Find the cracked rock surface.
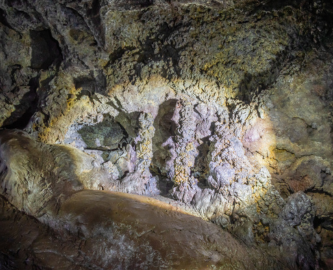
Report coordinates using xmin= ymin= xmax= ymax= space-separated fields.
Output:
xmin=1 ymin=0 xmax=333 ymax=269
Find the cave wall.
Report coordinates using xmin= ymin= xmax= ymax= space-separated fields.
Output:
xmin=1 ymin=0 xmax=333 ymax=269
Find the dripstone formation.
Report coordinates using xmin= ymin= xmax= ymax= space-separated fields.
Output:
xmin=0 ymin=0 xmax=333 ymax=269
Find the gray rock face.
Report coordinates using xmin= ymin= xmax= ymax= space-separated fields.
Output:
xmin=0 ymin=0 xmax=333 ymax=268
xmin=267 ymin=192 xmax=320 ymax=270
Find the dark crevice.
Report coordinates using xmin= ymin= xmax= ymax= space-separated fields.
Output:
xmin=314 ymin=216 xmax=325 ymax=229
xmin=113 ymin=0 xmax=154 ymax=10
xmin=86 ymin=0 xmax=104 ymax=48
xmin=113 ymin=96 xmax=124 ymax=110
xmin=128 ymin=0 xmax=154 ymax=8
xmin=3 ymin=76 xmax=39 ymax=130
xmin=74 ymin=70 xmax=106 ymax=96
xmin=307 ymin=189 xmax=333 ymax=198
xmin=30 ymin=29 xmax=62 ymax=70
xmin=74 ymin=76 xmax=96 ymax=96
xmin=314 ymin=215 xmax=333 ymax=231
xmin=0 ymin=8 xmax=15 ymax=31
xmin=192 ymin=134 xmax=212 ymax=186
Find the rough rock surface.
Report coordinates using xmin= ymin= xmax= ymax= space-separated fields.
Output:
xmin=0 ymin=130 xmax=293 ymax=269
xmin=0 ymin=0 xmax=333 ymax=269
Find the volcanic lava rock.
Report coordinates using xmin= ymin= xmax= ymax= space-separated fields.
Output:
xmin=1 ymin=0 xmax=333 ymax=268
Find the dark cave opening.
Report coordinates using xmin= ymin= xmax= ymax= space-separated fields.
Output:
xmin=30 ymin=29 xmax=62 ymax=70
xmin=314 ymin=216 xmax=324 ymax=229
xmin=314 ymin=215 xmax=333 ymax=232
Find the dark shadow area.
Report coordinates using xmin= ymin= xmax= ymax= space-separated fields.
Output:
xmin=115 ymin=111 xmax=141 ymax=139
xmin=134 ymin=22 xmax=191 ymax=81
xmin=85 ymin=0 xmax=104 ymax=48
xmin=236 ymin=57 xmax=286 ymax=103
xmin=192 ymin=135 xmax=213 ymax=187
xmin=108 ymin=47 xmax=135 ymax=65
xmin=30 ymin=29 xmax=62 ymax=70
xmin=74 ymin=76 xmax=96 ymax=97
xmin=74 ymin=70 xmax=106 ymax=96
xmin=0 ymin=8 xmax=15 ymax=31
xmin=106 ymin=21 xmax=191 ymax=83
xmin=112 ymin=0 xmax=154 ymax=10
xmin=314 ymin=216 xmax=325 ymax=230
xmin=150 ymin=99 xmax=178 ymax=196
xmin=314 ymin=213 xmax=333 ymax=231
xmin=0 ymin=195 xmax=62 ymax=270
xmin=3 ymin=76 xmax=39 ymax=129
xmin=251 ymin=0 xmax=333 ymax=52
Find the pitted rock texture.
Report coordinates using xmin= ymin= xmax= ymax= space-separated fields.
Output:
xmin=0 ymin=130 xmax=297 ymax=270
xmin=1 ymin=0 xmax=333 ymax=268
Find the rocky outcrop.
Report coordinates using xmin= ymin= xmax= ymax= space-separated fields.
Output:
xmin=0 ymin=130 xmax=295 ymax=269
xmin=1 ymin=0 xmax=333 ymax=268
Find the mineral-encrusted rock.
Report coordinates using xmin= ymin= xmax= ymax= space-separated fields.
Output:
xmin=0 ymin=130 xmax=296 ymax=270
xmin=268 ymin=192 xmax=320 ymax=270
xmin=1 ymin=0 xmax=333 ymax=268
xmin=118 ymin=112 xmax=159 ymax=195
xmin=0 ymin=129 xmax=321 ymax=269
xmin=171 ymin=99 xmax=200 ymax=203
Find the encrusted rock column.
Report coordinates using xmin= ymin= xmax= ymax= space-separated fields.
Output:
xmin=120 ymin=112 xmax=159 ymax=195
xmin=136 ymin=112 xmax=155 ymax=184
xmin=171 ymin=100 xmax=199 ymax=203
